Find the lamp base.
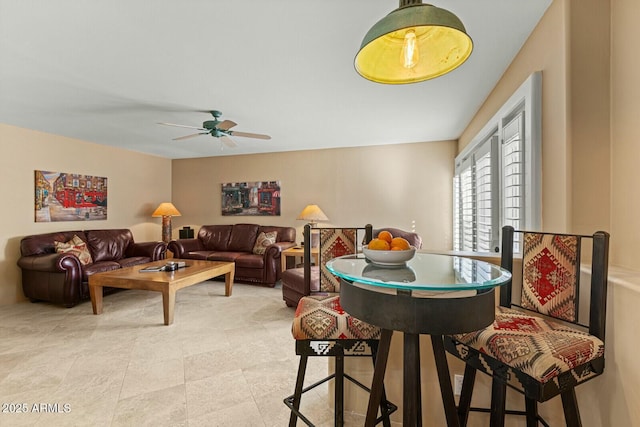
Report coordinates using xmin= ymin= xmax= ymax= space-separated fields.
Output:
xmin=310 ymin=229 xmax=320 ymax=248
xmin=161 ymin=216 xmax=172 ymax=243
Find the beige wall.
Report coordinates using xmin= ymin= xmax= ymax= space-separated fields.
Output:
xmin=611 ymin=0 xmax=640 ymax=269
xmin=460 ymin=0 xmax=572 ymax=232
xmin=460 ymin=0 xmax=614 ymax=258
xmin=171 ymin=141 xmax=457 ymax=251
xmin=452 ymin=0 xmax=640 ymax=426
xmin=0 ymin=124 xmax=172 ymax=305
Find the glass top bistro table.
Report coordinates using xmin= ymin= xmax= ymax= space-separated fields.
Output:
xmin=327 ymin=252 xmax=511 ymax=427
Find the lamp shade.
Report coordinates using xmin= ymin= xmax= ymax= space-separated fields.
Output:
xmin=355 ymin=1 xmax=473 ymax=84
xmin=296 ymin=204 xmax=329 ymax=224
xmin=152 ymin=202 xmax=182 ymax=217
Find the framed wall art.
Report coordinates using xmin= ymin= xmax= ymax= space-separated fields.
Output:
xmin=35 ymin=170 xmax=108 ymax=222
xmin=221 ymin=181 xmax=280 ymax=216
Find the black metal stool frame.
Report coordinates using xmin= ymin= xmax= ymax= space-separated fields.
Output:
xmin=284 ymin=338 xmax=397 ymax=426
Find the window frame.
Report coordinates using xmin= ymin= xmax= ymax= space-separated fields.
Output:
xmin=453 ymin=72 xmax=542 ymax=252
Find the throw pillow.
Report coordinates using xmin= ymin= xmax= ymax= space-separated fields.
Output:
xmin=252 ymin=231 xmax=277 ymax=255
xmin=54 ymin=235 xmax=93 ymax=265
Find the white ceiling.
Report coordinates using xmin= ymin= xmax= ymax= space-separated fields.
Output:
xmin=0 ymin=0 xmax=551 ymax=159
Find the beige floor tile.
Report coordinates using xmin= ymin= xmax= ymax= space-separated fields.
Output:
xmin=0 ymin=282 xmax=390 ymax=426
xmin=120 ymin=357 xmax=185 ymax=400
xmin=185 ymin=369 xmax=252 ymax=419
xmin=188 ymin=400 xmax=265 ymax=427
xmin=112 ymin=384 xmax=187 ymax=426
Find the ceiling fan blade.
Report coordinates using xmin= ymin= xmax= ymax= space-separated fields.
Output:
xmin=173 ymin=132 xmax=209 ymax=141
xmin=230 ymin=131 xmax=271 ymax=140
xmin=158 ymin=122 xmax=206 ymax=131
xmin=220 ymin=135 xmax=237 ymax=147
xmin=217 ymin=120 xmax=237 ymax=131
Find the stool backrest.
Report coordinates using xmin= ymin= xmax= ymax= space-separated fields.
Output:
xmin=303 ymin=224 xmax=372 ymax=293
xmin=500 ymin=225 xmax=610 ymax=340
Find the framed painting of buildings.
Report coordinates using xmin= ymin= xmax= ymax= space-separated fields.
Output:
xmin=35 ymin=170 xmax=108 ymax=222
xmin=221 ymin=181 xmax=280 ymax=216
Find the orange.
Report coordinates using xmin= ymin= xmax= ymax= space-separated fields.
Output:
xmin=390 ymin=237 xmax=411 ymax=251
xmin=377 ymin=230 xmax=393 ymax=244
xmin=368 ymin=238 xmax=390 ymax=250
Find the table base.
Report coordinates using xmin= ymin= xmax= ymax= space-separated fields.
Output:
xmin=340 ymin=280 xmax=497 ymax=426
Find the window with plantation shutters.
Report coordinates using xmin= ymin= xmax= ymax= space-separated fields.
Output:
xmin=453 ymin=73 xmax=541 ymax=253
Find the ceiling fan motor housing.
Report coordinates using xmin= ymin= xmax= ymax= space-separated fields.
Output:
xmin=203 ymin=120 xmax=220 ymax=130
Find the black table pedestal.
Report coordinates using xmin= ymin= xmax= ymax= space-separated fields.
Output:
xmin=340 ymin=280 xmax=496 ymax=427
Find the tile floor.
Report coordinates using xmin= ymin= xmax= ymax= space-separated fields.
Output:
xmin=0 ymin=280 xmax=377 ymax=426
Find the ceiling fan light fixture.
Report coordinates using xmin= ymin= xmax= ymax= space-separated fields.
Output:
xmin=355 ymin=1 xmax=473 ymax=84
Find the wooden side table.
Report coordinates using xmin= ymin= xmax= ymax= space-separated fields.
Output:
xmin=281 ymin=247 xmax=319 ymax=272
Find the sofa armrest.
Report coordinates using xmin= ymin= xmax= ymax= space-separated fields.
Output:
xmin=262 ymin=241 xmax=297 ymax=284
xmin=168 ymin=239 xmax=204 ymax=259
xmin=126 ymin=241 xmax=167 ymax=261
xmin=17 ymin=252 xmax=83 ymax=273
xmin=268 ymin=241 xmax=297 ymax=257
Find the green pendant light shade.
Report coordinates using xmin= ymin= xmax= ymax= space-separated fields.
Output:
xmin=355 ymin=1 xmax=473 ymax=84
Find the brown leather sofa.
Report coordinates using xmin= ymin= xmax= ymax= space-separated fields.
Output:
xmin=168 ymin=224 xmax=296 ymax=287
xmin=17 ymin=229 xmax=167 ymax=307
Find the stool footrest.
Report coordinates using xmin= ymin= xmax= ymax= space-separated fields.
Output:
xmin=284 ymin=372 xmax=397 ymax=426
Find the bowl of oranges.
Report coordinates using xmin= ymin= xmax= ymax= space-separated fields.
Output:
xmin=363 ymin=230 xmax=416 ymax=266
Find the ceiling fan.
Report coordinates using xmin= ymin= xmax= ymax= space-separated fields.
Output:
xmin=158 ymin=110 xmax=271 ymax=147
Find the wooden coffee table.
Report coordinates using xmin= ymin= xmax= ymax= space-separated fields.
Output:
xmin=88 ymin=260 xmax=235 ymax=325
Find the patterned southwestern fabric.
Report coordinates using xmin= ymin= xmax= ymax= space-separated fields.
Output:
xmin=54 ymin=235 xmax=93 ymax=265
xmin=521 ymin=232 xmax=579 ymax=322
xmin=292 ymin=294 xmax=380 ymax=340
xmin=252 ymin=231 xmax=277 ymax=255
xmin=319 ymin=228 xmax=357 ymax=292
xmin=452 ymin=306 xmax=604 ymax=388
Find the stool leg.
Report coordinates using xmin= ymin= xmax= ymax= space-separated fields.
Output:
xmin=289 ymin=354 xmax=309 ymax=427
xmin=489 ymin=377 xmax=506 ymax=427
xmin=525 ymin=397 xmax=539 ymax=427
xmin=366 ymin=329 xmax=393 ymax=427
xmin=335 ymin=354 xmax=344 ymax=427
xmin=560 ymin=388 xmax=582 ymax=427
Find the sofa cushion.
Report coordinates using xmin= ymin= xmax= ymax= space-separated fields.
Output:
xmin=118 ymin=257 xmax=151 ymax=268
xmin=86 ymin=229 xmax=134 ymax=262
xmin=199 ymin=225 xmax=232 ymax=251
xmin=253 ymin=231 xmax=277 ymax=255
xmin=54 ymin=235 xmax=93 ymax=265
xmin=234 ymin=253 xmax=265 ymax=269
xmin=184 ymin=251 xmax=211 ymax=260
xmin=206 ymin=251 xmax=246 ymax=262
xmin=83 ymin=261 xmax=122 ymax=282
xmin=228 ymin=224 xmax=260 ymax=252
xmin=20 ymin=231 xmax=85 ymax=256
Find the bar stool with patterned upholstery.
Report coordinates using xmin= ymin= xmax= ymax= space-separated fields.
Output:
xmin=283 ymin=225 xmax=396 ymax=426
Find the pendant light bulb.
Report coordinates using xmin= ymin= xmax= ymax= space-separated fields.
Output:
xmin=402 ymin=29 xmax=419 ymax=69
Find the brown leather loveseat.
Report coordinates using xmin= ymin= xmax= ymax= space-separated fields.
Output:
xmin=168 ymin=223 xmax=296 ymax=287
xmin=17 ymin=229 xmax=167 ymax=307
